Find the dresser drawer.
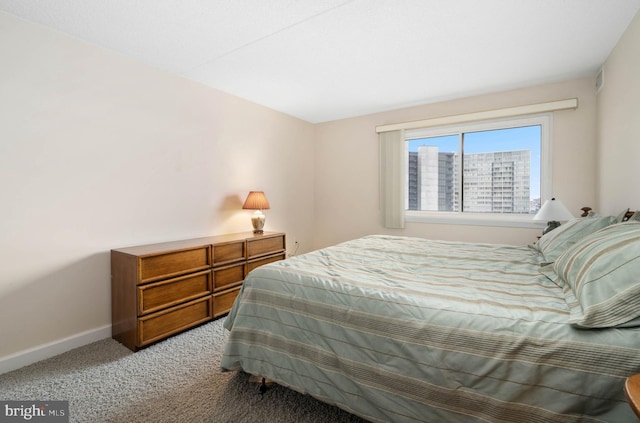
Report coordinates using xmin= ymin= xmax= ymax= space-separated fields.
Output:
xmin=246 ymin=234 xmax=285 ymax=260
xmin=138 ymin=296 xmax=213 ymax=347
xmin=247 ymin=252 xmax=286 ymax=273
xmin=213 ymin=240 xmax=245 ymax=266
xmin=213 ymin=287 xmax=241 ymax=318
xmin=137 ymin=270 xmax=212 ymax=315
xmin=139 ymin=246 xmax=211 ymax=283
xmin=213 ymin=263 xmax=245 ymax=291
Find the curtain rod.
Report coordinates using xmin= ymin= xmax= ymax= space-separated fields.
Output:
xmin=375 ymin=98 xmax=578 ymax=133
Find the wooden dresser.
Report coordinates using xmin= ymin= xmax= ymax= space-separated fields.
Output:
xmin=111 ymin=231 xmax=285 ymax=351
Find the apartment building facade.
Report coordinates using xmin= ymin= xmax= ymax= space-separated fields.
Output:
xmin=408 ymin=147 xmax=531 ymax=213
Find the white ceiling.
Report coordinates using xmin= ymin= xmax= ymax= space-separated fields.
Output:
xmin=1 ymin=0 xmax=639 ymax=123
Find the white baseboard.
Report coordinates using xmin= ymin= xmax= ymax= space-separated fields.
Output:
xmin=0 ymin=324 xmax=112 ymax=375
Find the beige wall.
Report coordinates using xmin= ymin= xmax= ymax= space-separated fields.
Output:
xmin=0 ymin=13 xmax=315 ymax=362
xmin=596 ymin=10 xmax=640 ymax=215
xmin=314 ymin=78 xmax=598 ymax=249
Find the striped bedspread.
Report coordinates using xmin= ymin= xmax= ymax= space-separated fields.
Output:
xmin=221 ymin=235 xmax=640 ymax=422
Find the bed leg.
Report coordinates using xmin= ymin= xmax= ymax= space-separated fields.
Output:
xmin=259 ymin=377 xmax=268 ymax=397
xmin=249 ymin=374 xmax=271 ymax=397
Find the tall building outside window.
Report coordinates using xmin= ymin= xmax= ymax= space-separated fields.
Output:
xmin=406 ymin=123 xmax=543 ymax=215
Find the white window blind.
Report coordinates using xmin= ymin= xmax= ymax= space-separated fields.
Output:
xmin=379 ymin=130 xmax=405 ymax=228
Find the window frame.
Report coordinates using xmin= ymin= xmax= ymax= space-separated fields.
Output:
xmin=404 ymin=114 xmax=552 ymax=228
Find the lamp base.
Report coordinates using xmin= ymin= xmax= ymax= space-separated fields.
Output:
xmin=542 ymin=220 xmax=561 ymax=235
xmin=250 ymin=210 xmax=265 ymax=234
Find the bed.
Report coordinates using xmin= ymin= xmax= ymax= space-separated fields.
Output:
xmin=221 ymin=215 xmax=640 ymax=422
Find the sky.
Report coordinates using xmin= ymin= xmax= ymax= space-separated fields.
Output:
xmin=407 ymin=125 xmax=542 ymax=199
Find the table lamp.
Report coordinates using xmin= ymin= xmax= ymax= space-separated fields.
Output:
xmin=533 ymin=197 xmax=574 ymax=234
xmin=242 ymin=191 xmax=270 ymax=234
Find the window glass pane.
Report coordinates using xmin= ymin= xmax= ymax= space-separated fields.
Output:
xmin=406 ymin=124 xmax=542 ymax=214
xmin=463 ymin=126 xmax=540 ymax=214
xmin=407 ymin=135 xmax=458 ymax=211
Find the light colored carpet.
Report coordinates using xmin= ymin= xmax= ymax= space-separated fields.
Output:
xmin=0 ymin=318 xmax=367 ymax=422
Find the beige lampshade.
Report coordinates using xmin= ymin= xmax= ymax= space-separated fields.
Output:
xmin=533 ymin=198 xmax=574 ymax=222
xmin=242 ymin=191 xmax=270 ymax=210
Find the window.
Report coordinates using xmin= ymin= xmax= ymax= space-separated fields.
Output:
xmin=404 ymin=115 xmax=550 ymax=226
